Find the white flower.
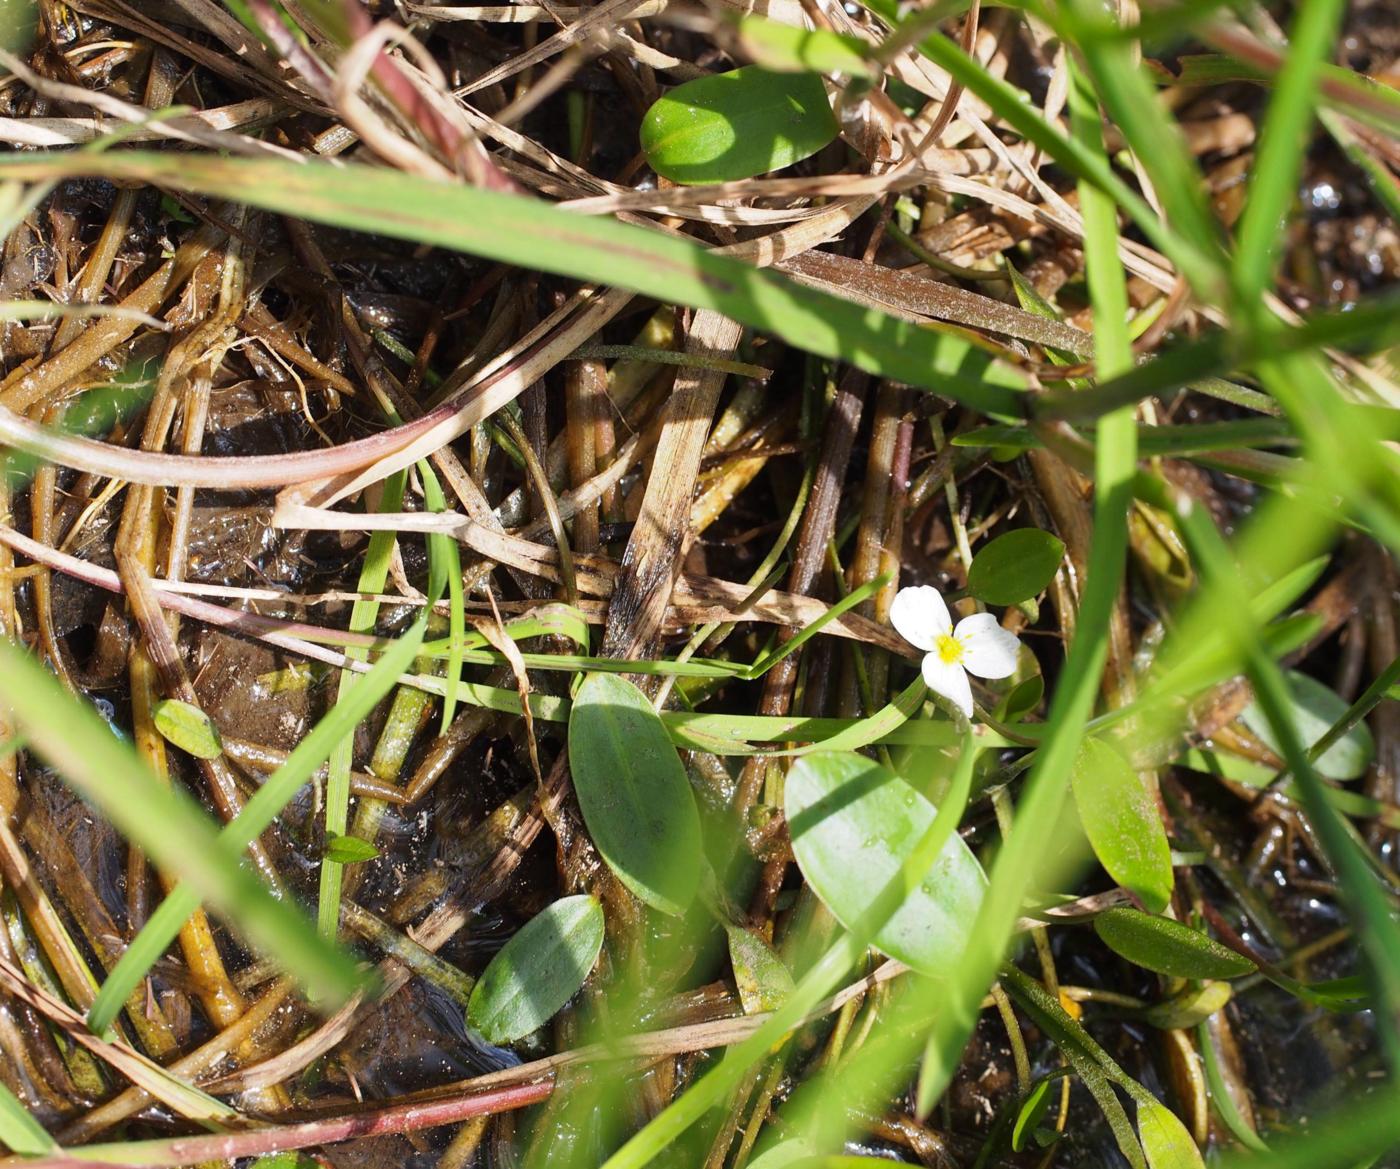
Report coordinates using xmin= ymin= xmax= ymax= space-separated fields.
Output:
xmin=889 ymin=586 xmax=1021 ymax=719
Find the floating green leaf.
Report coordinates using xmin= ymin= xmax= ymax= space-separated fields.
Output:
xmin=246 ymin=1156 xmax=322 ymax=1169
xmin=152 ymin=698 xmax=223 ymax=760
xmin=568 ymin=674 xmax=703 ymax=915
xmin=785 ymin=752 xmax=986 ymax=976
xmin=1094 ymin=909 xmax=1256 ymax=980
xmin=1240 ymin=668 xmax=1375 ymax=780
xmin=967 ymin=529 xmax=1067 ymax=606
xmin=640 ymin=66 xmax=838 ymax=184
xmin=1071 ymin=738 xmax=1173 ymax=913
xmin=467 ymin=895 xmax=605 ymax=1045
xmin=1137 ymin=1098 xmax=1206 ymax=1169
xmin=726 ymin=925 xmax=795 ymax=1014
xmin=737 ymin=16 xmax=874 ymax=78
xmin=323 ymin=834 xmax=380 ymax=865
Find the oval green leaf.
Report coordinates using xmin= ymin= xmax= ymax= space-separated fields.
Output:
xmin=726 ymin=925 xmax=795 ymax=1014
xmin=467 ymin=895 xmax=605 ymax=1045
xmin=640 ymin=66 xmax=838 ymax=185
xmin=1240 ymin=668 xmax=1375 ymax=780
xmin=785 ymin=752 xmax=986 ymax=977
xmin=1071 ymin=738 xmax=1173 ymax=913
xmin=151 ymin=698 xmax=222 ymax=759
xmin=1094 ymin=908 xmax=1256 ymax=980
xmin=737 ymin=17 xmax=874 ymax=79
xmin=1137 ymin=1098 xmax=1206 ymax=1169
xmin=323 ymin=834 xmax=380 ymax=865
xmin=568 ymin=673 xmax=702 ymax=915
xmin=966 ymin=528 xmax=1066 ymax=606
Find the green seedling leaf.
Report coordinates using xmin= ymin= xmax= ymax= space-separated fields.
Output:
xmin=151 ymin=699 xmax=222 ymax=759
xmin=967 ymin=529 xmax=1067 ymax=606
xmin=246 ymin=1156 xmax=322 ymax=1169
xmin=726 ymin=925 xmax=795 ymax=1014
xmin=1141 ymin=980 xmax=1232 ymax=1030
xmin=323 ymin=834 xmax=380 ymax=865
xmin=467 ymin=895 xmax=605 ymax=1044
xmin=1012 ymin=1078 xmax=1056 ymax=1152
xmin=1137 ymin=1098 xmax=1206 ymax=1169
xmin=785 ymin=752 xmax=986 ymax=976
xmin=1072 ymin=738 xmax=1173 ymax=913
xmin=1094 ymin=908 xmax=1256 ymax=980
xmin=737 ymin=16 xmax=874 ymax=78
xmin=1240 ymin=668 xmax=1375 ymax=780
xmin=568 ymin=673 xmax=703 ymax=915
xmin=640 ymin=66 xmax=838 ymax=184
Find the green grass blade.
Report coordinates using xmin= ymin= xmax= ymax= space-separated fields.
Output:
xmin=317 ymin=470 xmax=408 ymax=940
xmin=0 ymin=638 xmax=364 ymax=1016
xmin=0 ymin=152 xmax=1025 ymax=417
xmin=0 ymin=1082 xmax=56 ymax=1156
xmin=1230 ymin=0 xmax=1348 ymax=307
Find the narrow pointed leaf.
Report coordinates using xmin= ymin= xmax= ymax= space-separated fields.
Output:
xmin=1094 ymin=908 xmax=1256 ymax=979
xmin=568 ymin=673 xmax=702 ymax=915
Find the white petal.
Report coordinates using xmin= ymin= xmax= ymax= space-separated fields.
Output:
xmin=889 ymin=586 xmax=953 ymax=652
xmin=954 ymin=613 xmax=1021 ymax=679
xmin=921 ymin=653 xmax=973 ymax=718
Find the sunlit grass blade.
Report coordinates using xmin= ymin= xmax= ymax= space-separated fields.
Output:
xmin=88 ymin=616 xmax=427 ymax=1033
xmin=1229 ymin=0 xmax=1347 ymax=307
xmin=0 ymin=152 xmax=1026 ymax=417
xmin=0 ymin=637 xmax=364 ymax=1015
xmin=0 ymin=1082 xmax=56 ymax=1156
xmin=317 ymin=470 xmax=408 ymax=940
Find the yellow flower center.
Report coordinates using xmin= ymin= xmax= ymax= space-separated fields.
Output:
xmin=934 ymin=633 xmax=963 ymax=665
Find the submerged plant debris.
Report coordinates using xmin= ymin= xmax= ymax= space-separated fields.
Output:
xmin=0 ymin=1 xmax=1397 ymax=1167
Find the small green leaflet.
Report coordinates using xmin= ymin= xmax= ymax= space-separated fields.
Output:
xmin=467 ymin=895 xmax=605 ymax=1045
xmin=1071 ymin=737 xmax=1173 ymax=912
xmin=567 ymin=674 xmax=703 ymax=915
xmin=640 ymin=66 xmax=839 ymax=184
xmin=726 ymin=925 xmax=795 ymax=1014
xmin=1094 ymin=908 xmax=1256 ymax=980
xmin=784 ymin=752 xmax=986 ymax=977
xmin=1137 ymin=1098 xmax=1206 ymax=1169
xmin=323 ymin=834 xmax=380 ymax=865
xmin=966 ymin=528 xmax=1067 ymax=606
xmin=151 ymin=699 xmax=222 ymax=759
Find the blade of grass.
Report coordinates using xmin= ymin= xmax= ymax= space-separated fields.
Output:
xmin=0 ymin=152 xmax=1025 ymax=418
xmin=317 ymin=471 xmax=408 ymax=939
xmin=911 ymin=53 xmax=1141 ymax=1115
xmin=87 ymin=616 xmax=427 ymax=1034
xmin=0 ymin=1082 xmax=56 ymax=1156
xmin=0 ymin=637 xmax=364 ymax=1015
xmin=1229 ymin=0 xmax=1348 ymax=307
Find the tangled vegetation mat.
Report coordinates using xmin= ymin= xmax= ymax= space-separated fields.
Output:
xmin=0 ymin=0 xmax=1398 ymax=1166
